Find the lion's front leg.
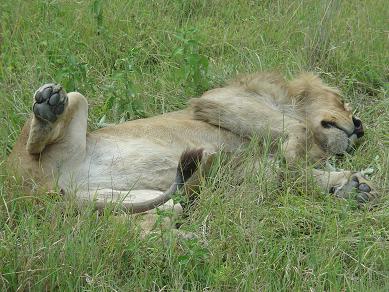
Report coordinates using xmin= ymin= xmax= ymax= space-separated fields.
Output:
xmin=27 ymin=84 xmax=88 ymax=154
xmin=283 ymin=128 xmax=308 ymax=163
xmin=312 ymin=169 xmax=378 ymax=203
xmin=278 ymin=126 xmax=377 ymax=203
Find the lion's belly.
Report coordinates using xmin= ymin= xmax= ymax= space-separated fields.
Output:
xmin=72 ymin=138 xmax=180 ymax=191
xmin=63 ymin=118 xmax=242 ymax=192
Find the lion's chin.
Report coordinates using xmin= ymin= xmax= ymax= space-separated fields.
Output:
xmin=325 ymin=129 xmax=350 ymax=155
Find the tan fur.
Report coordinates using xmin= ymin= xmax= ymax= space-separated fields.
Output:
xmin=7 ymin=72 xmax=377 ymax=232
xmin=191 ymin=72 xmax=358 ymax=162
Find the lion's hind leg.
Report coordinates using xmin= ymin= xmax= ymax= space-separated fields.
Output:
xmin=27 ymin=84 xmax=87 ymax=155
xmin=27 ymin=83 xmax=68 ymax=154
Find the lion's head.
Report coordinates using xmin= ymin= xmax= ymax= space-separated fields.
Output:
xmin=289 ymin=73 xmax=364 ymax=155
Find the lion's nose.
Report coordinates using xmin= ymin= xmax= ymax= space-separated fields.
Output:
xmin=352 ymin=117 xmax=364 ymax=138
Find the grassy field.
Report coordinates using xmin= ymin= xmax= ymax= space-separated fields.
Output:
xmin=1 ymin=0 xmax=388 ymax=290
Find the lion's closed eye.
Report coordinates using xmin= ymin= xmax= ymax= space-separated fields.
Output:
xmin=321 ymin=120 xmax=337 ymax=129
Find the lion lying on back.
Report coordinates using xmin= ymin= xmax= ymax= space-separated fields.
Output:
xmin=8 ymin=72 xmax=377 ymax=230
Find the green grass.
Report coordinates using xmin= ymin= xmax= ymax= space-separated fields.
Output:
xmin=1 ymin=0 xmax=388 ymax=290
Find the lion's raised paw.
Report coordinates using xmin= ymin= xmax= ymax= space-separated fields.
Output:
xmin=331 ymin=172 xmax=377 ymax=203
xmin=33 ymin=83 xmax=68 ymax=123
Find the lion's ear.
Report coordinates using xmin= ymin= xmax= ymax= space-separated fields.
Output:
xmin=344 ymin=103 xmax=352 ymax=111
xmin=287 ymin=72 xmax=321 ymax=100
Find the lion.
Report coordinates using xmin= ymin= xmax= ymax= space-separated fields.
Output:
xmin=7 ymin=72 xmax=377 ymax=232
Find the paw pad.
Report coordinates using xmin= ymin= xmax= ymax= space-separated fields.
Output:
xmin=33 ymin=84 xmax=68 ymax=123
xmin=358 ymin=183 xmax=371 ymax=193
xmin=333 ymin=173 xmax=376 ymax=203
